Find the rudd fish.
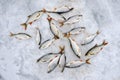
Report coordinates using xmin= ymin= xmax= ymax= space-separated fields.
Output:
xmin=60 ymin=15 xmax=82 ymax=26
xmin=58 ymin=46 xmax=66 ymax=72
xmin=47 ymin=46 xmax=65 ymax=73
xmin=81 ymin=31 xmax=100 ymax=45
xmin=35 ymin=27 xmax=41 ymax=45
xmin=47 ymin=16 xmax=64 ymax=38
xmin=64 ymin=27 xmax=86 ymax=37
xmin=36 ymin=53 xmax=60 ymax=63
xmin=85 ymin=40 xmax=108 ymax=58
xmin=65 ymin=59 xmax=90 ymax=68
xmin=10 ymin=32 xmax=31 ymax=40
xmin=68 ymin=37 xmax=82 ymax=58
xmin=39 ymin=37 xmax=57 ymax=49
xmin=21 ymin=9 xmax=46 ymax=30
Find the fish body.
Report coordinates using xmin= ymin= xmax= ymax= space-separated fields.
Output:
xmin=21 ymin=11 xmax=44 ymax=30
xmin=68 ymin=37 xmax=81 ymax=58
xmin=36 ymin=53 xmax=60 ymax=63
xmin=85 ymin=40 xmax=108 ymax=58
xmin=48 ymin=16 xmax=64 ymax=38
xmin=81 ymin=31 xmax=100 ymax=45
xmin=39 ymin=38 xmax=55 ymax=49
xmin=47 ymin=54 xmax=61 ymax=73
xmin=36 ymin=28 xmax=41 ymax=45
xmin=10 ymin=32 xmax=31 ymax=40
xmin=61 ymin=15 xmax=82 ymax=26
xmin=66 ymin=60 xmax=85 ymax=68
xmin=58 ymin=52 xmax=66 ymax=72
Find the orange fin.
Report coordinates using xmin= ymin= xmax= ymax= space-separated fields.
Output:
xmin=103 ymin=40 xmax=108 ymax=45
xmin=86 ymin=59 xmax=91 ymax=64
xmin=59 ymin=46 xmax=65 ymax=54
xmin=21 ymin=23 xmax=27 ymax=30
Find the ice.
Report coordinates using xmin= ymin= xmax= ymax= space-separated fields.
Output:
xmin=0 ymin=0 xmax=120 ymax=80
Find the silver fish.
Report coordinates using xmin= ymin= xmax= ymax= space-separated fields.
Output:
xmin=47 ymin=16 xmax=64 ymax=38
xmin=39 ymin=38 xmax=56 ymax=49
xmin=81 ymin=31 xmax=100 ymax=45
xmin=85 ymin=40 xmax=108 ymax=58
xmin=68 ymin=37 xmax=82 ymax=58
xmin=10 ymin=32 xmax=31 ymax=40
xmin=36 ymin=53 xmax=60 ymax=63
xmin=21 ymin=10 xmax=45 ymax=30
xmin=47 ymin=54 xmax=61 ymax=73
xmin=35 ymin=28 xmax=41 ymax=45
xmin=65 ymin=59 xmax=90 ymax=68
xmin=58 ymin=46 xmax=66 ymax=72
xmin=60 ymin=15 xmax=82 ymax=26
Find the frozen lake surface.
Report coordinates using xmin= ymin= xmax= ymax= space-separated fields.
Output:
xmin=0 ymin=0 xmax=120 ymax=80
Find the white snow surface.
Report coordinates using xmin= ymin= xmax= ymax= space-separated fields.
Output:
xmin=0 ymin=0 xmax=120 ymax=80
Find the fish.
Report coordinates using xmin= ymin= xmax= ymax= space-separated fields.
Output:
xmin=64 ymin=27 xmax=86 ymax=37
xmin=68 ymin=37 xmax=82 ymax=58
xmin=39 ymin=37 xmax=56 ymax=49
xmin=47 ymin=54 xmax=61 ymax=73
xmin=21 ymin=10 xmax=45 ymax=30
xmin=47 ymin=7 xmax=74 ymax=15
xmin=81 ymin=31 xmax=100 ymax=45
xmin=58 ymin=53 xmax=66 ymax=72
xmin=35 ymin=27 xmax=42 ymax=45
xmin=85 ymin=40 xmax=108 ymax=58
xmin=47 ymin=16 xmax=64 ymax=38
xmin=60 ymin=15 xmax=82 ymax=26
xmin=65 ymin=59 xmax=90 ymax=68
xmin=10 ymin=32 xmax=31 ymax=40
xmin=58 ymin=46 xmax=66 ymax=72
xmin=36 ymin=53 xmax=60 ymax=63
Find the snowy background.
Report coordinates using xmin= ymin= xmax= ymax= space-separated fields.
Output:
xmin=0 ymin=0 xmax=120 ymax=80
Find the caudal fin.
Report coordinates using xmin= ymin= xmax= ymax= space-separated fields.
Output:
xmin=9 ymin=32 xmax=14 ymax=37
xmin=86 ymin=59 xmax=91 ymax=64
xmin=21 ymin=23 xmax=27 ymax=30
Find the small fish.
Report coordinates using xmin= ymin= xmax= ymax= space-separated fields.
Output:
xmin=60 ymin=15 xmax=82 ymax=26
xmin=47 ymin=16 xmax=64 ymax=38
xmin=47 ymin=54 xmax=61 ymax=73
xmin=85 ymin=40 xmax=108 ymax=58
xmin=58 ymin=46 xmax=66 ymax=72
xmin=68 ymin=37 xmax=82 ymax=58
xmin=81 ymin=31 xmax=100 ymax=45
xmin=47 ymin=7 xmax=74 ymax=15
xmin=10 ymin=32 xmax=31 ymax=40
xmin=21 ymin=10 xmax=45 ymax=30
xmin=65 ymin=59 xmax=90 ymax=68
xmin=36 ymin=53 xmax=60 ymax=63
xmin=39 ymin=37 xmax=56 ymax=49
xmin=35 ymin=27 xmax=41 ymax=45
xmin=64 ymin=27 xmax=86 ymax=37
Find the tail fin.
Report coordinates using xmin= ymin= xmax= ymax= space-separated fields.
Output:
xmin=59 ymin=46 xmax=65 ymax=54
xmin=9 ymin=32 xmax=14 ymax=37
xmin=96 ymin=30 xmax=100 ymax=35
xmin=86 ymin=59 xmax=91 ymax=64
xmin=103 ymin=40 xmax=108 ymax=45
xmin=21 ymin=23 xmax=27 ymax=30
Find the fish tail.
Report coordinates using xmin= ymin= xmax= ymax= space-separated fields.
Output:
xmin=96 ymin=30 xmax=100 ymax=34
xmin=21 ymin=23 xmax=27 ymax=30
xmin=59 ymin=46 xmax=65 ymax=53
xmin=86 ymin=59 xmax=91 ymax=64
xmin=103 ymin=40 xmax=108 ymax=45
xmin=9 ymin=32 xmax=14 ymax=37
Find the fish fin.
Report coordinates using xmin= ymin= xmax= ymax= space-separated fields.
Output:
xmin=41 ymin=8 xmax=46 ymax=13
xmin=86 ymin=59 xmax=91 ymax=64
xmin=9 ymin=32 xmax=14 ymax=37
xmin=59 ymin=21 xmax=64 ymax=27
xmin=28 ymin=15 xmax=31 ymax=18
xmin=103 ymin=40 xmax=108 ymax=45
xmin=47 ymin=15 xmax=52 ymax=21
xmin=96 ymin=30 xmax=100 ymax=34
xmin=59 ymin=46 xmax=65 ymax=54
xmin=21 ymin=23 xmax=27 ymax=30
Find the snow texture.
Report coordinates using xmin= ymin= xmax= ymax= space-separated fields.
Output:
xmin=0 ymin=0 xmax=120 ymax=80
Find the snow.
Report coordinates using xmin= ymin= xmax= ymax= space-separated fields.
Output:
xmin=0 ymin=0 xmax=120 ymax=80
